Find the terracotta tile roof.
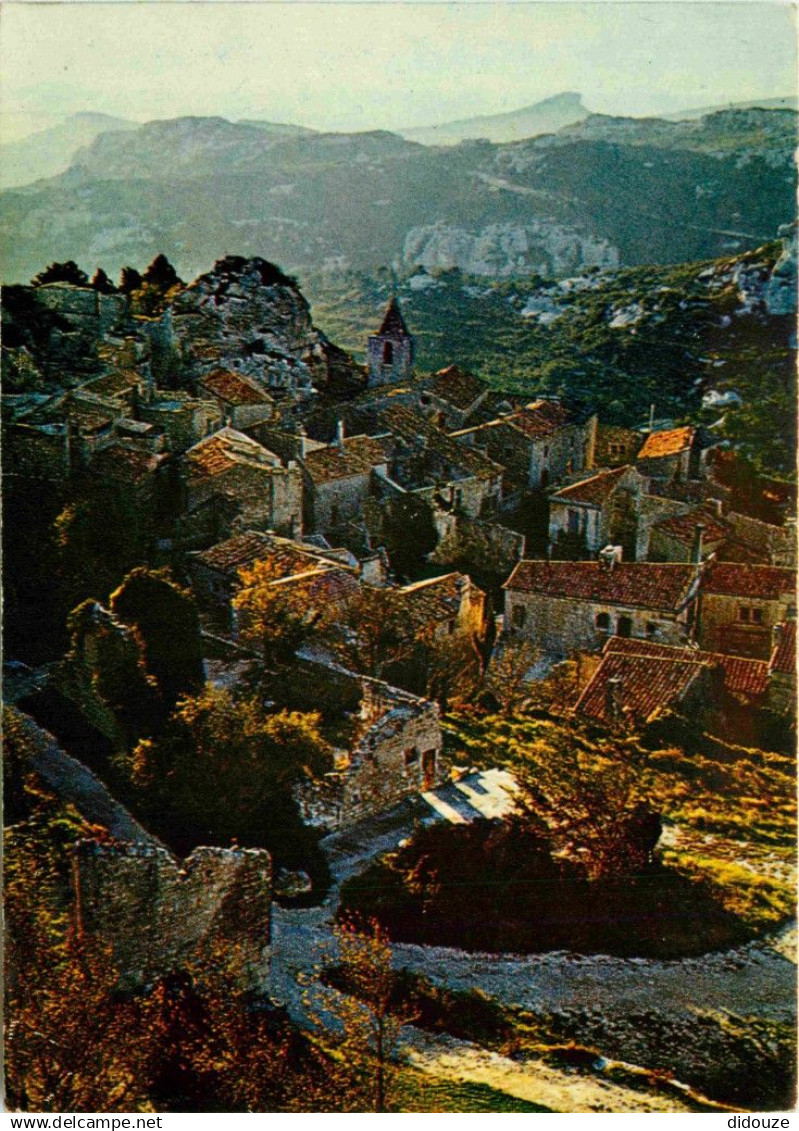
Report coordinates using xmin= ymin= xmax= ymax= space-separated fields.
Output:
xmin=504 ymin=560 xmax=697 ymax=612
xmin=185 ymin=427 xmax=281 ymax=480
xmin=302 ymin=435 xmax=387 ymax=484
xmin=701 ymin=563 xmax=796 ymax=600
xmin=197 ymin=368 xmax=272 ymax=406
xmin=384 ymin=405 xmax=501 ymax=480
xmin=429 ymin=366 xmax=486 ymax=411
xmin=89 ymin=441 xmax=169 ymax=485
xmin=397 ymin=573 xmax=471 ymax=628
xmin=769 ymin=621 xmax=796 ymax=676
xmin=574 ymin=650 xmax=708 ymax=725
xmin=377 ymin=296 xmax=412 ymax=338
xmin=604 ymin=637 xmax=769 ymax=700
xmin=637 ymin=425 xmax=694 ymax=461
xmin=194 ymin=530 xmax=353 ymax=579
xmin=550 ymin=465 xmax=635 ymax=507
xmin=652 ymin=507 xmax=728 ymax=546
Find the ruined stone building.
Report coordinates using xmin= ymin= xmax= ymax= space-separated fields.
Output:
xmin=767 ymin=621 xmax=797 ymax=716
xmin=394 ymin=572 xmax=487 ymax=643
xmin=289 ymin=659 xmax=444 ymax=830
xmin=503 ymin=559 xmax=701 ymax=657
xmin=181 ymin=427 xmax=303 ymax=537
xmin=72 ymin=839 xmax=272 ymax=994
xmin=548 ymin=465 xmax=648 ymax=560
xmin=367 ymin=296 xmax=415 ymax=387
xmin=696 ymin=563 xmax=796 ymax=658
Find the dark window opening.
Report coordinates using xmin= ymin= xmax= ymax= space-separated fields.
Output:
xmin=595 ymin=611 xmax=610 ymax=631
xmin=513 ymin=606 xmax=526 ymax=629
xmin=617 ymin=615 xmax=633 ymax=638
xmin=382 ymin=341 xmax=394 ymax=365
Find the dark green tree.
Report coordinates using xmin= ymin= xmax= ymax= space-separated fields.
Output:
xmin=31 ymin=261 xmax=89 ymax=287
xmin=109 ymin=568 xmax=204 ymax=709
xmin=91 ymin=267 xmax=116 ymax=294
xmin=118 ymin=266 xmax=143 ymax=294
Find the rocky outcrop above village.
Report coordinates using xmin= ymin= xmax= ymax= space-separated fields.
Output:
xmin=168 ymin=256 xmax=363 ymax=397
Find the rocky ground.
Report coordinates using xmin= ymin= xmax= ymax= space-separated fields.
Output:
xmin=269 ymin=770 xmax=797 ymax=1112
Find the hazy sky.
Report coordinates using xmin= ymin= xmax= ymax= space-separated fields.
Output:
xmin=1 ymin=2 xmax=796 ymax=139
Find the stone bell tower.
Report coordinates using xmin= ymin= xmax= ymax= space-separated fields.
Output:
xmin=367 ymin=296 xmax=414 ymax=388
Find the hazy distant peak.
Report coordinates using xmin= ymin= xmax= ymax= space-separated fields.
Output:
xmin=398 ymin=91 xmax=589 ymax=146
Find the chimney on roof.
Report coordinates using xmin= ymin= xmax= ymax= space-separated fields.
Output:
xmin=648 ymin=404 xmax=655 ymax=433
xmin=599 ymin=545 xmax=623 ymax=570
xmin=710 ymin=498 xmax=724 ymax=519
xmin=606 ymin=676 xmax=623 ymax=721
xmin=335 ymin=419 xmax=345 ymax=449
xmin=772 ymin=622 xmax=785 ymax=649
xmin=298 ymin=425 xmax=307 ymax=460
xmin=691 ymin=523 xmax=705 ymax=566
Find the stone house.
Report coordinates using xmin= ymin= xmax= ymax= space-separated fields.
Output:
xmin=395 ymin=571 xmax=487 ymax=643
xmin=300 ymin=426 xmax=389 ymax=538
xmin=290 ymin=659 xmax=444 ymax=830
xmin=188 ymin=528 xmax=361 ymax=633
xmin=367 ymin=297 xmax=415 ymax=387
xmin=548 ymin=465 xmax=648 ymax=560
xmin=594 ymin=424 xmax=643 ymax=468
xmin=195 ymin=368 xmax=275 ymax=430
xmin=503 ymin=559 xmax=701 ymax=657
xmin=380 ymin=405 xmax=504 ymax=519
xmin=87 ymin=440 xmax=171 ymax=510
xmin=697 ymin=563 xmax=796 ymax=659
xmin=138 ymin=390 xmax=224 ymax=453
xmin=452 ymin=400 xmax=597 ymax=493
xmin=415 ymin=365 xmax=489 ymax=430
xmin=636 ymin=426 xmax=695 ymax=483
xmin=182 ymin=427 xmax=303 ymax=536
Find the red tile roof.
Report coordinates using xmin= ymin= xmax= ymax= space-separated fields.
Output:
xmin=302 ymin=435 xmax=387 ymax=484
xmin=504 ymin=560 xmax=697 ymax=612
xmin=637 ymin=425 xmax=694 ymax=461
xmin=429 ymin=366 xmax=486 ymax=411
xmin=198 ymin=368 xmax=272 ymax=405
xmin=575 ymin=651 xmax=708 ymax=725
xmin=384 ymin=405 xmax=501 ymax=480
xmin=604 ymin=637 xmax=769 ymax=700
xmin=701 ymin=563 xmax=796 ymax=600
xmin=550 ymin=465 xmax=635 ymax=507
xmin=377 ymin=296 xmax=412 ymax=338
xmin=769 ymin=621 xmax=796 ymax=676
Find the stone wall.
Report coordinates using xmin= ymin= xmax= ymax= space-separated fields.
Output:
xmin=430 ymin=512 xmax=525 ymax=580
xmin=505 ymin=590 xmax=694 ymax=657
xmin=73 ymin=839 xmax=271 ymax=994
xmin=305 ymin=470 xmax=372 ymax=535
xmin=187 ymin=463 xmax=303 ymax=536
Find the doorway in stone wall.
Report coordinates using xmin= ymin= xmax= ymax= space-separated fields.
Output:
xmin=422 ymin=749 xmax=437 ymax=790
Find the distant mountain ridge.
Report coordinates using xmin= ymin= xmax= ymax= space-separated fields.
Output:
xmin=0 ymin=112 xmax=137 ymax=188
xmin=399 ymin=92 xmax=589 ymax=145
xmin=0 ymin=106 xmax=794 ymax=284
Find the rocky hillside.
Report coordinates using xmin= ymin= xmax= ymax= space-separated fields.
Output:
xmin=305 ymin=227 xmax=797 ymax=475
xmin=0 ymin=112 xmax=137 ymax=189
xmin=1 ymin=255 xmax=363 ymax=399
xmin=0 ymin=108 xmax=794 ymax=283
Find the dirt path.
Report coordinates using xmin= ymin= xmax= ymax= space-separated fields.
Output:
xmin=271 ymin=771 xmax=796 ymax=1110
